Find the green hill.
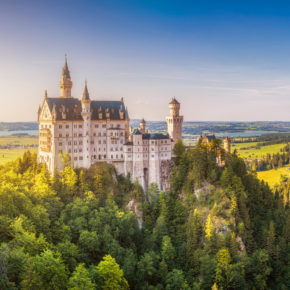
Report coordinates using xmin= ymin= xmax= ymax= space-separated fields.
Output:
xmin=0 ymin=143 xmax=289 ymax=289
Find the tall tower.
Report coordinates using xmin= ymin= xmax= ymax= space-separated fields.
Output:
xmin=166 ymin=97 xmax=183 ymax=144
xmin=81 ymin=81 xmax=92 ymax=167
xmin=224 ymin=137 xmax=231 ymax=153
xmin=139 ymin=118 xmax=146 ymax=133
xmin=60 ymin=55 xmax=72 ymax=98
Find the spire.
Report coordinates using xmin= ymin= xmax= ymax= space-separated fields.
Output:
xmin=44 ymin=89 xmax=48 ymax=99
xmin=82 ymin=80 xmax=90 ymax=103
xmin=62 ymin=54 xmax=70 ymax=78
xmin=60 ymin=54 xmax=72 ymax=98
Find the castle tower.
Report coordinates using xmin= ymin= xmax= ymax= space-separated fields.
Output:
xmin=139 ymin=118 xmax=146 ymax=133
xmin=224 ymin=137 xmax=231 ymax=153
xmin=166 ymin=97 xmax=183 ymax=144
xmin=60 ymin=55 xmax=73 ymax=98
xmin=81 ymin=81 xmax=92 ymax=167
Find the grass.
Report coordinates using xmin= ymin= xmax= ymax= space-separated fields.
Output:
xmin=0 ymin=136 xmax=38 ymax=146
xmin=257 ymin=166 xmax=290 ymax=188
xmin=232 ymin=141 xmax=290 ymax=186
xmin=232 ymin=142 xmax=287 ymax=159
xmin=0 ymin=136 xmax=38 ymax=165
xmin=0 ymin=148 xmax=38 ymax=164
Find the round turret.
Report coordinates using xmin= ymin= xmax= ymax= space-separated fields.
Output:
xmin=169 ymin=97 xmax=180 ymax=117
xmin=139 ymin=118 xmax=146 ymax=133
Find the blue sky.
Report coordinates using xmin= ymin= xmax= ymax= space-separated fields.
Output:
xmin=1 ymin=0 xmax=290 ymax=121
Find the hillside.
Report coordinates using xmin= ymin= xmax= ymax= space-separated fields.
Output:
xmin=0 ymin=143 xmax=289 ymax=289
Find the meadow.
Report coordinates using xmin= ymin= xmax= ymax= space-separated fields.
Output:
xmin=257 ymin=166 xmax=290 ymax=187
xmin=232 ymin=142 xmax=287 ymax=159
xmin=0 ymin=135 xmax=38 ymax=165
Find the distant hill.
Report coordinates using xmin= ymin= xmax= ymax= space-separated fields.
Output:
xmin=2 ymin=120 xmax=290 ymax=135
xmin=0 ymin=122 xmax=38 ymax=131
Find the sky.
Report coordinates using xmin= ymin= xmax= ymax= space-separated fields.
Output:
xmin=2 ymin=0 xmax=290 ymax=121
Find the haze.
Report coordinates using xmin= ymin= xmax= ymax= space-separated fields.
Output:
xmin=1 ymin=0 xmax=290 ymax=122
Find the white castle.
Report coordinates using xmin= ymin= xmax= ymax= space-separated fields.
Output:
xmin=38 ymin=58 xmax=183 ymax=191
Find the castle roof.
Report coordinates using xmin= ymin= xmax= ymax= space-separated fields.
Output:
xmin=169 ymin=97 xmax=180 ymax=105
xmin=62 ymin=55 xmax=71 ymax=78
xmin=45 ymin=97 xmax=129 ymax=121
xmin=82 ymin=81 xmax=90 ymax=102
xmin=133 ymin=128 xmax=142 ymax=135
xmin=142 ymin=133 xmax=169 ymax=140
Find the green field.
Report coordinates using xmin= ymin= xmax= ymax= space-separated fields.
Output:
xmin=0 ymin=136 xmax=38 ymax=165
xmin=0 ymin=136 xmax=38 ymax=146
xmin=232 ymin=142 xmax=287 ymax=159
xmin=0 ymin=148 xmax=38 ymax=165
xmin=257 ymin=166 xmax=290 ymax=188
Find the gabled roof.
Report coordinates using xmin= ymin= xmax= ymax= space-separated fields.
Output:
xmin=44 ymin=97 xmax=129 ymax=121
xmin=46 ymin=98 xmax=82 ymax=121
xmin=91 ymin=101 xmax=129 ymax=120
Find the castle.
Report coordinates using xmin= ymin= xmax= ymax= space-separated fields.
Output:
xmin=37 ymin=58 xmax=183 ymax=191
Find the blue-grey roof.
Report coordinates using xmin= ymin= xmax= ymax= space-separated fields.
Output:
xmin=206 ymin=135 xmax=216 ymax=142
xmin=44 ymin=97 xmax=129 ymax=121
xmin=142 ymin=133 xmax=169 ymax=140
xmin=133 ymin=128 xmax=142 ymax=135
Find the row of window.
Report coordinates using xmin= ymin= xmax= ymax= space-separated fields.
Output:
xmin=72 ymin=154 xmax=124 ymax=161
xmin=58 ymin=124 xmax=123 ymax=129
xmin=126 ymin=153 xmax=168 ymax=159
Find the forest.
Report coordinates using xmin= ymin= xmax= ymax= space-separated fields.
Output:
xmin=0 ymin=140 xmax=289 ymax=289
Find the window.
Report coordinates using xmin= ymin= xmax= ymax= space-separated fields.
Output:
xmin=59 ymin=133 xmax=62 ymax=137
xmin=79 ymin=125 xmax=82 ymax=128
xmin=111 ymin=155 xmax=113 ymax=159
xmin=95 ymin=124 xmax=98 ymax=128
xmin=68 ymin=149 xmax=71 ymax=153
xmin=79 ymin=156 xmax=83 ymax=160
xmin=79 ymin=141 xmax=83 ymax=145
xmin=103 ymin=133 xmax=106 ymax=136
xmin=79 ymin=149 xmax=82 ymax=153
xmin=79 ymin=133 xmax=82 ymax=137
xmin=74 ymin=157 xmax=77 ymax=160
xmin=103 ymin=140 xmax=106 ymax=144
xmin=66 ymin=134 xmax=69 ymax=137
xmin=66 ymin=125 xmax=69 ymax=128
xmin=59 ymin=142 xmax=62 ymax=146
xmin=59 ymin=125 xmax=62 ymax=129
xmin=74 ymin=133 xmax=77 ymax=137
xmin=91 ymin=141 xmax=94 ymax=144
xmin=98 ymin=140 xmax=101 ymax=144
xmin=102 ymin=124 xmax=106 ymax=128
xmin=68 ymin=142 xmax=71 ymax=145
xmin=74 ymin=141 xmax=77 ymax=145
xmin=121 ymin=154 xmax=123 ymax=158
xmin=98 ymin=132 xmax=101 ymax=136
